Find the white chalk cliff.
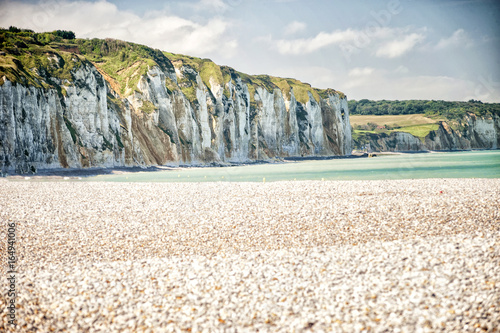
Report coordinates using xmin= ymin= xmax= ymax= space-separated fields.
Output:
xmin=0 ymin=37 xmax=351 ymax=174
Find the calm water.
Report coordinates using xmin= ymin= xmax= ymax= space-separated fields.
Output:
xmin=87 ymin=150 xmax=500 ymax=182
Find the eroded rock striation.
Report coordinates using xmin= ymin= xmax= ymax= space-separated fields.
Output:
xmin=0 ymin=32 xmax=351 ymax=174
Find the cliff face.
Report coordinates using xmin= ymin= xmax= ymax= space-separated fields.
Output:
xmin=367 ymin=114 xmax=500 ymax=152
xmin=425 ymin=114 xmax=499 ymax=150
xmin=0 ymin=63 xmax=125 ymax=173
xmin=0 ymin=34 xmax=351 ymax=174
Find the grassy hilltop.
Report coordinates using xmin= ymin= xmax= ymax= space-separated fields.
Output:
xmin=0 ymin=27 xmax=345 ymax=106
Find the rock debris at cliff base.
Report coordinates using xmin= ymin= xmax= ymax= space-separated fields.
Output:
xmin=0 ymin=179 xmax=499 ymax=332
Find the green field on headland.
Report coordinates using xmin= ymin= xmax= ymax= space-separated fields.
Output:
xmin=350 ymin=114 xmax=443 ymax=139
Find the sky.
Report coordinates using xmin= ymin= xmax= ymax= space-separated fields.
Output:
xmin=1 ymin=0 xmax=499 ymax=102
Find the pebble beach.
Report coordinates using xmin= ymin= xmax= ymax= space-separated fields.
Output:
xmin=1 ymin=178 xmax=499 ymax=332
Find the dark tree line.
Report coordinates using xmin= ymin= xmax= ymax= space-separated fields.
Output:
xmin=53 ymin=30 xmax=75 ymax=40
xmin=348 ymin=99 xmax=500 ymax=119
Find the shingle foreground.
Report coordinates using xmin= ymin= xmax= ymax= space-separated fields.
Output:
xmin=1 ymin=179 xmax=499 ymax=332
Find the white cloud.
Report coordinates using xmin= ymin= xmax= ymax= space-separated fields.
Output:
xmin=263 ymin=26 xmax=425 ymax=57
xmin=284 ymin=21 xmax=306 ymax=35
xmin=348 ymin=67 xmax=375 ymax=77
xmin=375 ymin=33 xmax=425 ymax=58
xmin=395 ymin=75 xmax=478 ymax=100
xmin=272 ymin=29 xmax=370 ymax=55
xmin=0 ymin=0 xmax=238 ymax=58
xmin=189 ymin=0 xmax=229 ymax=12
xmin=344 ymin=68 xmax=384 ymax=90
xmin=278 ymin=63 xmax=500 ymax=102
xmin=435 ymin=29 xmax=473 ymax=49
xmin=343 ymin=73 xmax=495 ymax=102
xmin=394 ymin=65 xmax=409 ymax=74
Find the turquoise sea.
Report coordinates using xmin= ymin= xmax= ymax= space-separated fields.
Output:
xmin=87 ymin=150 xmax=500 ymax=182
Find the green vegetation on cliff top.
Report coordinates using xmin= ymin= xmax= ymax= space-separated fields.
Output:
xmin=3 ymin=27 xmax=498 ymax=122
xmin=349 ymin=99 xmax=500 ymax=119
xmin=351 ymin=116 xmax=442 ymax=148
xmin=163 ymin=50 xmax=345 ymax=104
xmin=164 ymin=52 xmax=227 ymax=92
xmin=0 ymin=28 xmax=86 ymax=90
xmin=0 ymin=27 xmax=345 ymax=103
xmin=76 ymin=38 xmax=171 ymax=96
xmin=349 ymin=99 xmax=500 ymax=147
xmin=349 ymin=99 xmax=500 ymax=148
xmin=163 ymin=52 xmax=224 ymax=103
